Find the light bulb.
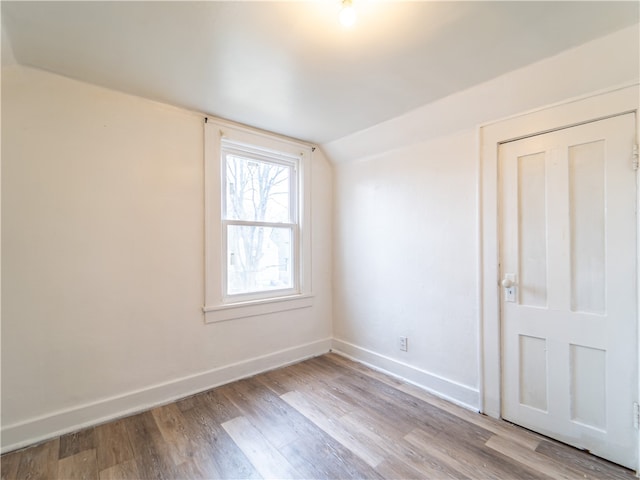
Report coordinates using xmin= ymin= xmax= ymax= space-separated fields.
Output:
xmin=339 ymin=1 xmax=356 ymax=27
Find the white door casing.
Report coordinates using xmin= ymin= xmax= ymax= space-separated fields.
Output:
xmin=479 ymin=85 xmax=640 ymax=471
xmin=499 ymin=113 xmax=637 ymax=469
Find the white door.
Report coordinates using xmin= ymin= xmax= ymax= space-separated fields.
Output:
xmin=499 ymin=113 xmax=638 ymax=469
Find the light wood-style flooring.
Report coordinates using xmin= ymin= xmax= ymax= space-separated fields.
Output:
xmin=1 ymin=353 xmax=634 ymax=479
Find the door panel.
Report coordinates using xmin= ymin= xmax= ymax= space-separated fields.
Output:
xmin=569 ymin=140 xmax=606 ymax=314
xmin=499 ymin=113 xmax=637 ymax=469
xmin=518 ymin=152 xmax=548 ymax=308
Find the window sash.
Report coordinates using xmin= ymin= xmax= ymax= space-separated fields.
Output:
xmin=222 ymin=222 xmax=299 ymax=302
xmin=221 ymin=147 xmax=298 ymax=225
xmin=220 ymin=146 xmax=301 ymax=302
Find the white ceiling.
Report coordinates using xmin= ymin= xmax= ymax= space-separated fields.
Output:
xmin=2 ymin=1 xmax=638 ymax=144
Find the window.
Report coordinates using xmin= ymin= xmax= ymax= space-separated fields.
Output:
xmin=204 ymin=119 xmax=312 ymax=323
xmin=223 ymin=143 xmax=296 ymax=297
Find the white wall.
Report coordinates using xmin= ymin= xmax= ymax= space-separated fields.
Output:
xmin=330 ymin=24 xmax=639 ymax=409
xmin=332 ymin=129 xmax=480 ymax=406
xmin=1 ymin=65 xmax=333 ymax=451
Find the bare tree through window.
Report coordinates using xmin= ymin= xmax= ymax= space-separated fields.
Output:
xmin=224 ymin=152 xmax=295 ymax=295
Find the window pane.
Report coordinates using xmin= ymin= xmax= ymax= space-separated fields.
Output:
xmin=227 ymin=225 xmax=293 ymax=295
xmin=225 ymin=154 xmax=291 ymax=222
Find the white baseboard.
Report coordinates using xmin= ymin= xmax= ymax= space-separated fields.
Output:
xmin=331 ymin=338 xmax=480 ymax=411
xmin=1 ymin=338 xmax=332 ymax=454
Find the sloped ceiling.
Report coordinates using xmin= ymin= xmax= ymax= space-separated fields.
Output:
xmin=2 ymin=1 xmax=638 ymax=144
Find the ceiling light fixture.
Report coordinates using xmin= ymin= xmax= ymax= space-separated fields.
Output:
xmin=339 ymin=0 xmax=356 ymax=27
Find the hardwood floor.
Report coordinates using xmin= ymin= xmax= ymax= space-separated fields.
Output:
xmin=1 ymin=353 xmax=634 ymax=479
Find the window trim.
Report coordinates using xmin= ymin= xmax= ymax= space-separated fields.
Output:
xmin=203 ymin=119 xmax=313 ymax=323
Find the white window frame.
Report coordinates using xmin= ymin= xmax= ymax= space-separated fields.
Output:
xmin=221 ymin=142 xmax=298 ymax=301
xmin=203 ymin=119 xmax=313 ymax=323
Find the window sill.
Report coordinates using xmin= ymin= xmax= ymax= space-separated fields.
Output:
xmin=203 ymin=294 xmax=314 ymax=324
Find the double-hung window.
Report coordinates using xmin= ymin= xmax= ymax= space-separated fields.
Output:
xmin=222 ymin=142 xmax=297 ymax=298
xmin=204 ymin=119 xmax=312 ymax=323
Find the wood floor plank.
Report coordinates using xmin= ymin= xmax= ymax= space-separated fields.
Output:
xmin=255 ymin=370 xmax=386 ymax=479
xmin=98 ymin=459 xmax=140 ymax=480
xmin=183 ymin=389 xmax=260 ymax=478
xmin=180 ymin=401 xmax=260 ymax=479
xmin=234 ymin=373 xmax=385 ymax=479
xmin=383 ymin=438 xmax=470 ymax=479
xmin=281 ymin=390 xmax=386 ymax=468
xmin=218 ymin=377 xmax=303 ymax=449
xmin=299 ymin=355 xmax=344 ymax=381
xmin=279 ymin=432 xmax=385 ymax=480
xmin=278 ymin=371 xmax=355 ymax=420
xmin=150 ymin=403 xmax=195 ymax=467
xmin=222 ymin=416 xmax=301 ymax=479
xmin=485 ymin=434 xmax=593 ymax=479
xmin=334 ymin=368 xmax=493 ymax=443
xmin=256 ymin=366 xmax=299 ymax=396
xmin=0 ymin=450 xmax=22 ymax=480
xmin=15 ymin=438 xmax=59 ymax=480
xmin=59 ymin=429 xmax=96 ymax=460
xmin=56 ymin=448 xmax=98 ymax=480
xmin=124 ymin=411 xmax=176 ymax=480
xmin=94 ymin=419 xmax=134 ymax=471
xmin=339 ymin=411 xmax=467 ymax=479
xmin=194 ymin=388 xmax=244 ymax=424
xmin=375 ymin=456 xmax=438 ymax=480
xmin=322 ymin=375 xmax=418 ymax=436
xmin=406 ymin=428 xmax=546 ymax=480
xmin=258 ymin=363 xmax=356 ymax=418
xmin=535 ymin=439 xmax=635 ymax=480
xmin=171 ymin=459 xmax=212 ymax=480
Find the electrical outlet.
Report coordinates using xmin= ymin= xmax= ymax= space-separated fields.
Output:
xmin=399 ymin=336 xmax=408 ymax=352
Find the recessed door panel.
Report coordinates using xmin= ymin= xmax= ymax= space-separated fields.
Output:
xmin=570 ymin=344 xmax=606 ymax=430
xmin=519 ymin=335 xmax=548 ymax=411
xmin=569 ymin=141 xmax=605 ymax=314
xmin=518 ymin=153 xmax=548 ymax=307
